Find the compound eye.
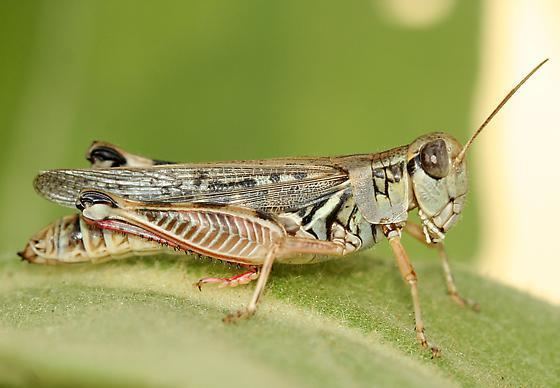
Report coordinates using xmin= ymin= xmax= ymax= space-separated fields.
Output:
xmin=419 ymin=139 xmax=450 ymax=179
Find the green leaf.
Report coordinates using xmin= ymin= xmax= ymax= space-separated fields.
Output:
xmin=1 ymin=252 xmax=558 ymax=387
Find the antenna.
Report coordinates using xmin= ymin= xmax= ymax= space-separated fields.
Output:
xmin=454 ymin=58 xmax=549 ymax=165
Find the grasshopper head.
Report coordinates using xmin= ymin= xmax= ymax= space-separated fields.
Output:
xmin=405 ymin=59 xmax=548 ymax=242
xmin=406 ymin=132 xmax=468 ymax=243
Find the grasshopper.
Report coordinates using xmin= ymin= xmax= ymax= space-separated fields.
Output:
xmin=19 ymin=60 xmax=547 ymax=356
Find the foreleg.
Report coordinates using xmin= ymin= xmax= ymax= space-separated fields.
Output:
xmin=405 ymin=223 xmax=478 ymax=310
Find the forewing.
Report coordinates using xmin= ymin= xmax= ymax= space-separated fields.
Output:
xmin=34 ymin=159 xmax=349 ymax=213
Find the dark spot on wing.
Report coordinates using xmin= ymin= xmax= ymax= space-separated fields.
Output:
xmin=293 ymin=172 xmax=307 ymax=180
xmin=208 ymin=178 xmax=257 ymax=192
xmin=240 ymin=178 xmax=257 ymax=188
xmin=160 ymin=187 xmax=172 ymax=196
xmin=193 ymin=170 xmax=209 ymax=187
xmin=269 ymin=173 xmax=280 ymax=183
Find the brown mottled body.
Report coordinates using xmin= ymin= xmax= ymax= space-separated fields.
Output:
xmin=20 ymin=60 xmax=547 ymax=356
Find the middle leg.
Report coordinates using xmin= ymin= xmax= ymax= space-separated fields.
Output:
xmin=385 ymin=225 xmax=440 ymax=356
xmin=223 ymin=244 xmax=279 ymax=322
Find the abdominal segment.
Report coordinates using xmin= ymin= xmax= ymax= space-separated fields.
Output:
xmin=19 ymin=214 xmax=174 ymax=264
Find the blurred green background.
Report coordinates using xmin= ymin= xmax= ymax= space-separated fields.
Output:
xmin=13 ymin=2 xmax=558 ymax=388
xmin=0 ymin=0 xmax=479 ymax=260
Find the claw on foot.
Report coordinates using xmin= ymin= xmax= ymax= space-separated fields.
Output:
xmin=429 ymin=345 xmax=441 ymax=358
xmin=194 ymin=268 xmax=259 ymax=291
xmin=450 ymin=292 xmax=480 ymax=312
xmin=417 ymin=330 xmax=441 ymax=358
xmin=223 ymin=307 xmax=256 ymax=324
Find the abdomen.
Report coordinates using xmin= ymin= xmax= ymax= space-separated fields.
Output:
xmin=19 ymin=214 xmax=174 ymax=264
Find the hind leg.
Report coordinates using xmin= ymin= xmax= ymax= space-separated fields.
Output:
xmin=223 ymin=237 xmax=350 ymax=323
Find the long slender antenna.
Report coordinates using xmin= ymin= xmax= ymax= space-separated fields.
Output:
xmin=454 ymin=58 xmax=549 ymax=165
